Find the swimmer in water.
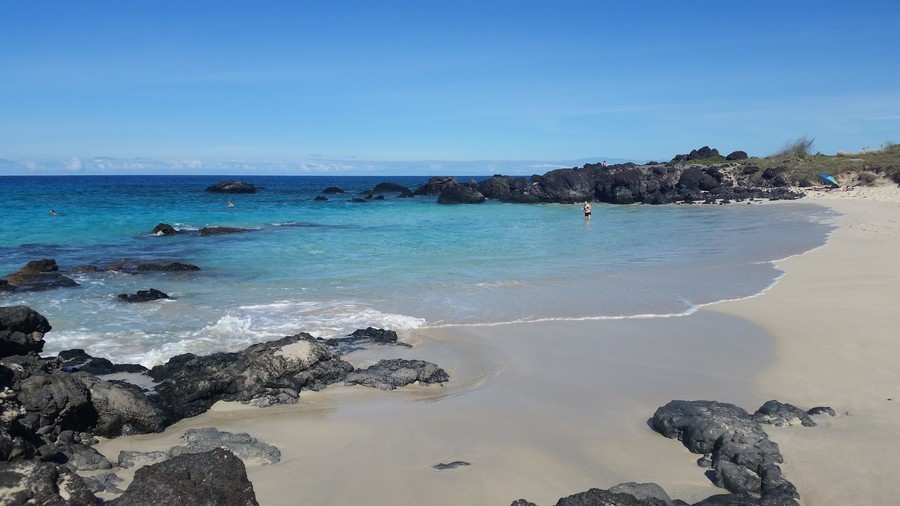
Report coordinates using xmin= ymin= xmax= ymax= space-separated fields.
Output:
xmin=582 ymin=201 xmax=591 ymax=221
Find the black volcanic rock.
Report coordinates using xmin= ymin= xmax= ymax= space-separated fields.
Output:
xmin=652 ymin=400 xmax=800 ymax=503
xmin=205 ymin=180 xmax=256 ymax=194
xmin=199 ymin=226 xmax=253 ymax=236
xmin=344 ymin=359 xmax=448 ymax=390
xmin=151 ymin=223 xmax=179 ymax=236
xmin=135 ymin=262 xmax=201 ymax=272
xmin=0 ymin=460 xmax=100 ymax=505
xmin=473 ymin=157 xmax=803 ymax=206
xmin=726 ymin=150 xmax=749 ymax=161
xmin=148 ymin=333 xmax=353 ymax=420
xmin=0 ymin=306 xmax=51 ymax=357
xmin=117 ymin=288 xmax=170 ymax=303
xmin=15 ymin=371 xmax=98 ymax=438
xmin=437 ymin=182 xmax=486 ymax=204
xmin=672 ymin=146 xmax=721 ymax=162
xmin=322 ymin=186 xmax=345 ymax=194
xmin=415 ymin=176 xmax=458 ymax=196
xmin=362 ymin=182 xmax=413 ymax=196
xmin=753 ymin=400 xmax=819 ymax=427
xmin=109 ymin=448 xmax=258 ymax=506
xmin=478 ymin=175 xmax=532 ymax=202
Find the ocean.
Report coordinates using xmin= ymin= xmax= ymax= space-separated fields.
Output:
xmin=0 ymin=175 xmax=835 ymax=366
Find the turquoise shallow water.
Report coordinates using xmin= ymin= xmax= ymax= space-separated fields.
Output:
xmin=0 ymin=175 xmax=836 ymax=366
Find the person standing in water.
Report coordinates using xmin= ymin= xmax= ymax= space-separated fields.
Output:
xmin=582 ymin=201 xmax=592 ymax=221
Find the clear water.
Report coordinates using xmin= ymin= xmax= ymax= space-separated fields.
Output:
xmin=0 ymin=175 xmax=835 ymax=366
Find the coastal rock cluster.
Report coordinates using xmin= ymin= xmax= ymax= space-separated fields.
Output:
xmin=314 ymin=147 xmax=799 ymax=206
xmin=2 ymin=302 xmax=839 ymax=505
xmin=432 ymin=157 xmax=802 ymax=206
xmin=0 ymin=304 xmax=448 ymax=504
xmin=512 ymin=399 xmax=835 ymax=506
xmin=209 ymin=148 xmax=795 ymax=208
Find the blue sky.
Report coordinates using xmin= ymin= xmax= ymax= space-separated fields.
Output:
xmin=2 ymin=1 xmax=898 ymax=175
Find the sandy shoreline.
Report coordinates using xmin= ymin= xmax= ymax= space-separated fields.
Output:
xmin=91 ymin=185 xmax=900 ymax=505
xmin=709 ymin=186 xmax=900 ymax=505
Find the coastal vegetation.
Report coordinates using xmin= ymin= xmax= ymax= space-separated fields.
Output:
xmin=689 ymin=138 xmax=900 ymax=187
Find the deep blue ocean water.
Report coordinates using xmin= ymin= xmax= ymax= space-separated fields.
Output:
xmin=0 ymin=175 xmax=835 ymax=366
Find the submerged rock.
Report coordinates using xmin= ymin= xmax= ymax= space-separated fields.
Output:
xmin=199 ymin=226 xmax=253 ymax=236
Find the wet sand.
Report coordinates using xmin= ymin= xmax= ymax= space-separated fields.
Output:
xmin=94 ymin=311 xmax=777 ymax=505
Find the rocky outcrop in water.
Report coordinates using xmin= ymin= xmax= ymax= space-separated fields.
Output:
xmin=150 ymin=223 xmax=179 ymax=236
xmin=205 ymin=180 xmax=257 ymax=194
xmin=437 ymin=180 xmax=486 ymax=204
xmin=117 ymin=288 xmax=170 ymax=303
xmin=0 ymin=259 xmax=79 ymax=293
xmin=414 ymin=176 xmax=459 ymax=196
xmin=407 ymin=148 xmax=802 ymax=205
xmin=0 ymin=306 xmax=51 ymax=356
xmin=199 ymin=225 xmax=254 ymax=236
xmin=71 ymin=259 xmax=202 ymax=274
xmin=362 ymin=182 xmax=415 ymax=197
xmin=473 ymin=161 xmax=801 ymax=205
xmin=318 ymin=327 xmax=412 ymax=354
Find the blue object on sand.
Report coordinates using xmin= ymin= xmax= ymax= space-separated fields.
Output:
xmin=818 ymin=173 xmax=839 ymax=187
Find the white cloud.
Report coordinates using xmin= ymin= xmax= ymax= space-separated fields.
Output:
xmin=66 ymin=157 xmax=83 ymax=171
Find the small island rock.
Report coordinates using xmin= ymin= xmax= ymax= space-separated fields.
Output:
xmin=205 ymin=180 xmax=257 ymax=194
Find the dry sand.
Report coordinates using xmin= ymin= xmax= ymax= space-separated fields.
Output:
xmin=709 ymin=184 xmax=900 ymax=505
xmin=92 ymin=183 xmax=900 ymax=505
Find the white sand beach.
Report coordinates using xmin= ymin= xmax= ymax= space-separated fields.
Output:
xmin=709 ymin=185 xmax=900 ymax=505
xmin=92 ymin=184 xmax=900 ymax=505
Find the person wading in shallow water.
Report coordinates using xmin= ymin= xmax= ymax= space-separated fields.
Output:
xmin=582 ymin=201 xmax=592 ymax=221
